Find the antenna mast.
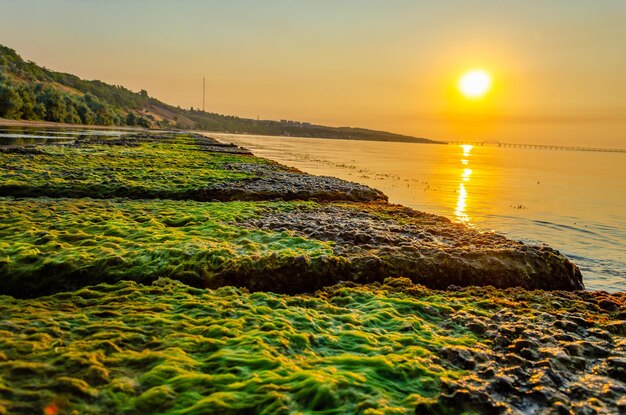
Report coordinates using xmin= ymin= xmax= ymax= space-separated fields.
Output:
xmin=202 ymin=77 xmax=205 ymax=112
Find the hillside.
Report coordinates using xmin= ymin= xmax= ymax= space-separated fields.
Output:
xmin=0 ymin=44 xmax=437 ymax=143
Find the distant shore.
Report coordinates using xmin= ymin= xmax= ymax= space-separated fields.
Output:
xmin=0 ymin=118 xmax=444 ymax=144
xmin=0 ymin=118 xmax=151 ymax=131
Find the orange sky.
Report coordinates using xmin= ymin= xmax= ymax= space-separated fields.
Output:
xmin=1 ymin=1 xmax=625 ymax=147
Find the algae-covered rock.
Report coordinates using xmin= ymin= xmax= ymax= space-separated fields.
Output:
xmin=0 ymin=130 xmax=585 ymax=295
xmin=0 ymin=132 xmax=385 ymax=203
xmin=0 ymin=278 xmax=623 ymax=414
xmin=240 ymin=202 xmax=584 ymax=291
xmin=0 ymin=198 xmax=582 ymax=297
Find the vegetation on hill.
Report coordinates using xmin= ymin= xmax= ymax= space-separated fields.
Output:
xmin=0 ymin=44 xmax=437 ymax=143
xmin=0 ymin=44 xmax=156 ymax=127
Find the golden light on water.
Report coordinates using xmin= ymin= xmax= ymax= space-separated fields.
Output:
xmin=462 ymin=168 xmax=472 ymax=181
xmin=458 ymin=70 xmax=491 ymax=99
xmin=455 ymin=183 xmax=470 ymax=224
xmin=455 ymin=144 xmax=473 ymax=224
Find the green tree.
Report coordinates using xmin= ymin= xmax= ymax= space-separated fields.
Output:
xmin=16 ymin=84 xmax=37 ymax=119
xmin=0 ymin=55 xmax=8 ymax=74
xmin=37 ymin=87 xmax=67 ymax=122
xmin=126 ymin=112 xmax=137 ymax=126
xmin=137 ymin=116 xmax=151 ymax=128
xmin=84 ymin=93 xmax=113 ymax=125
xmin=63 ymin=96 xmax=81 ymax=124
xmin=0 ymin=84 xmax=23 ymax=119
xmin=75 ymin=98 xmax=95 ymax=124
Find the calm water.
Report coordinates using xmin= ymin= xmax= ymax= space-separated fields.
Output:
xmin=0 ymin=126 xmax=131 ymax=146
xmin=209 ymin=133 xmax=626 ymax=293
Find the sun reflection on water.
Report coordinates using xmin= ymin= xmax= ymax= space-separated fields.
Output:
xmin=455 ymin=145 xmax=473 ymax=224
xmin=462 ymin=168 xmax=472 ymax=181
xmin=461 ymin=144 xmax=473 ymax=157
xmin=455 ymin=183 xmax=470 ymax=223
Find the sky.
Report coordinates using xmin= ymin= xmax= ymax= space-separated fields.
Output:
xmin=1 ymin=0 xmax=625 ymax=147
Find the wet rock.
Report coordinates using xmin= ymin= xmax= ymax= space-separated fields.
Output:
xmin=519 ymin=347 xmax=539 ymax=361
xmin=441 ymin=346 xmax=476 ymax=370
xmin=491 ymin=374 xmax=516 ymax=393
xmin=416 ymin=386 xmax=508 ymax=415
xmin=599 ymin=299 xmax=619 ymax=311
xmin=551 ymin=401 xmax=574 ymax=415
xmin=239 ymin=203 xmax=584 ymax=291
xmin=607 ymin=357 xmax=626 ymax=381
xmin=510 ymin=338 xmax=539 ymax=352
xmin=555 ymin=333 xmax=575 ymax=342
xmin=466 ymin=320 xmax=487 ymax=335
xmin=579 ymin=341 xmax=611 ymax=358
xmin=555 ymin=319 xmax=583 ymax=333
xmin=605 ymin=321 xmax=626 ymax=336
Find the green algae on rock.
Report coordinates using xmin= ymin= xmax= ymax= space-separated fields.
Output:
xmin=0 ymin=132 xmax=386 ymax=203
xmin=0 ymin=130 xmax=584 ymax=293
xmin=0 ymin=278 xmax=623 ymax=415
xmin=0 ymin=197 xmax=337 ymax=297
xmin=0 ymin=278 xmax=473 ymax=415
xmin=241 ymin=202 xmax=584 ymax=291
xmin=0 ymin=197 xmax=583 ymax=298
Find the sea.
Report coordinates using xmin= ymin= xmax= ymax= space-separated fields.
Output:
xmin=1 ymin=126 xmax=624 ymax=292
xmin=208 ymin=133 xmax=626 ymax=293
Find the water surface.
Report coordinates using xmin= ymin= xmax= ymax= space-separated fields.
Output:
xmin=0 ymin=126 xmax=131 ymax=146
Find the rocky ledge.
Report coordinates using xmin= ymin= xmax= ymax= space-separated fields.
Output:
xmin=0 ymin=198 xmax=583 ymax=298
xmin=233 ymin=202 xmax=584 ymax=292
xmin=0 ymin=132 xmax=387 ymax=203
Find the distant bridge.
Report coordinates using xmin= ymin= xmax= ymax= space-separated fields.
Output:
xmin=447 ymin=140 xmax=626 ymax=153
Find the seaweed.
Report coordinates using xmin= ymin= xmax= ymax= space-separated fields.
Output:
xmin=0 ymin=197 xmax=336 ymax=297
xmin=0 ymin=133 xmax=385 ymax=203
xmin=0 ymin=197 xmax=583 ymax=298
xmin=0 ymin=278 xmax=624 ymax=414
xmin=0 ymin=278 xmax=474 ymax=415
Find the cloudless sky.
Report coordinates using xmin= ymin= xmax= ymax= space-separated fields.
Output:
xmin=1 ymin=0 xmax=625 ymax=146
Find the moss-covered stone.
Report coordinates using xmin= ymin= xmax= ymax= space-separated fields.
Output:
xmin=0 ymin=278 xmax=623 ymax=414
xmin=0 ymin=197 xmax=336 ymax=297
xmin=0 ymin=132 xmax=385 ymax=202
xmin=0 ymin=197 xmax=583 ymax=298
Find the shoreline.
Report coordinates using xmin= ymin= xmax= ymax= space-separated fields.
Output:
xmin=0 ymin=118 xmax=152 ymax=131
xmin=208 ymin=131 xmax=626 ymax=294
xmin=0 ymin=131 xmax=584 ymax=295
xmin=0 ymin=118 xmax=441 ymax=144
xmin=0 ymin=128 xmax=623 ymax=414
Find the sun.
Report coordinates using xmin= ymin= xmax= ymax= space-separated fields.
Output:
xmin=458 ymin=70 xmax=491 ymax=99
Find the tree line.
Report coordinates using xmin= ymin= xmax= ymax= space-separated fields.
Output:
xmin=1 ymin=43 xmax=436 ymax=143
xmin=0 ymin=44 xmax=151 ymax=127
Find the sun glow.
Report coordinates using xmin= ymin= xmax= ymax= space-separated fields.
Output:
xmin=458 ymin=70 xmax=491 ymax=99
